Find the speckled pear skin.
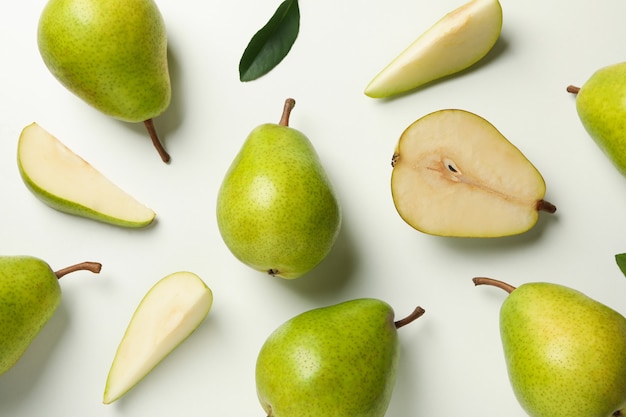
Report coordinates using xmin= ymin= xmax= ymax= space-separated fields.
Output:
xmin=500 ymin=282 xmax=626 ymax=417
xmin=575 ymin=62 xmax=626 ymax=177
xmin=216 ymin=117 xmax=341 ymax=279
xmin=255 ymin=299 xmax=399 ymax=417
xmin=37 ymin=0 xmax=170 ymax=122
xmin=0 ymin=256 xmax=61 ymax=374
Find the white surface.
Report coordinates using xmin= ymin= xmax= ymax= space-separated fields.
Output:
xmin=1 ymin=0 xmax=626 ymax=416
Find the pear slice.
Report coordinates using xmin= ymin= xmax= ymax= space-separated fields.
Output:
xmin=365 ymin=0 xmax=502 ymax=98
xmin=103 ymin=271 xmax=213 ymax=404
xmin=17 ymin=123 xmax=156 ymax=228
xmin=390 ymin=109 xmax=556 ymax=237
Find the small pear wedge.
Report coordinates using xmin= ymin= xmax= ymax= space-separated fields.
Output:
xmin=103 ymin=271 xmax=213 ymax=404
xmin=18 ymin=123 xmax=156 ymax=228
xmin=365 ymin=0 xmax=502 ymax=98
xmin=390 ymin=109 xmax=555 ymax=237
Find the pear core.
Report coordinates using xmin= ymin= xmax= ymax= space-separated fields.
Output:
xmin=391 ymin=109 xmax=555 ymax=237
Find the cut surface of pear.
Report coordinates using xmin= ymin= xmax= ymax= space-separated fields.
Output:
xmin=103 ymin=271 xmax=213 ymax=404
xmin=391 ymin=109 xmax=555 ymax=237
xmin=365 ymin=0 xmax=502 ymax=98
xmin=18 ymin=123 xmax=156 ymax=228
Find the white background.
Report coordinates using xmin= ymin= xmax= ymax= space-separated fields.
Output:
xmin=1 ymin=0 xmax=626 ymax=416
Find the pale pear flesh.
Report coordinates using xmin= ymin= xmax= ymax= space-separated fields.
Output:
xmin=391 ymin=109 xmax=554 ymax=237
xmin=18 ymin=123 xmax=156 ymax=228
xmin=365 ymin=0 xmax=503 ymax=98
xmin=103 ymin=271 xmax=213 ymax=404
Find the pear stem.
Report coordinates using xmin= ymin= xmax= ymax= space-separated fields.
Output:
xmin=472 ymin=277 xmax=516 ymax=294
xmin=279 ymin=98 xmax=296 ymax=127
xmin=566 ymin=85 xmax=580 ymax=95
xmin=143 ymin=118 xmax=171 ymax=163
xmin=394 ymin=306 xmax=426 ymax=329
xmin=537 ymin=199 xmax=557 ymax=213
xmin=54 ymin=262 xmax=102 ymax=280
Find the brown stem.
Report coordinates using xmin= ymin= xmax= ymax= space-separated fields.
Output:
xmin=472 ymin=277 xmax=516 ymax=294
xmin=143 ymin=118 xmax=171 ymax=163
xmin=55 ymin=262 xmax=102 ymax=279
xmin=394 ymin=306 xmax=426 ymax=329
xmin=537 ymin=199 xmax=557 ymax=213
xmin=279 ymin=98 xmax=296 ymax=126
xmin=566 ymin=85 xmax=580 ymax=95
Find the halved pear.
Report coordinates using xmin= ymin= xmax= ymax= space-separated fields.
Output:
xmin=103 ymin=271 xmax=213 ymax=404
xmin=365 ymin=0 xmax=503 ymax=98
xmin=17 ymin=123 xmax=155 ymax=228
xmin=390 ymin=109 xmax=556 ymax=237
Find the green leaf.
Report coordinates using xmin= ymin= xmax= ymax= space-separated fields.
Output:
xmin=239 ymin=0 xmax=300 ymax=82
xmin=616 ymin=253 xmax=626 ymax=277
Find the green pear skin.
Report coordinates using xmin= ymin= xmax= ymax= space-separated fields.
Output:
xmin=37 ymin=0 xmax=172 ymax=162
xmin=216 ymin=99 xmax=341 ymax=279
xmin=255 ymin=299 xmax=424 ymax=417
xmin=0 ymin=257 xmax=101 ymax=374
xmin=569 ymin=62 xmax=626 ymax=177
xmin=17 ymin=123 xmax=157 ymax=228
xmin=475 ymin=278 xmax=626 ymax=417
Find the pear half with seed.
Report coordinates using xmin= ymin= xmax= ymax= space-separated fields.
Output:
xmin=365 ymin=0 xmax=502 ymax=98
xmin=391 ymin=109 xmax=555 ymax=237
xmin=18 ymin=123 xmax=155 ymax=228
xmin=103 ymin=271 xmax=213 ymax=404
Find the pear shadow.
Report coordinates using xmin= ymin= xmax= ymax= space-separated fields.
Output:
xmin=371 ymin=34 xmax=511 ymax=103
xmin=120 ymin=45 xmax=185 ymax=161
xmin=390 ymin=322 xmax=426 ymax=417
xmin=434 ymin=209 xmax=559 ymax=254
xmin=272 ymin=218 xmax=359 ymax=298
xmin=0 ymin=303 xmax=70 ymax=407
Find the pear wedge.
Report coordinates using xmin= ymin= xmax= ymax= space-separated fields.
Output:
xmin=390 ymin=109 xmax=555 ymax=237
xmin=365 ymin=0 xmax=502 ymax=98
xmin=103 ymin=271 xmax=213 ymax=404
xmin=17 ymin=123 xmax=156 ymax=228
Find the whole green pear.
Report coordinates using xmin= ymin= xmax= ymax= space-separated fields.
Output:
xmin=568 ymin=62 xmax=626 ymax=177
xmin=0 ymin=256 xmax=101 ymax=374
xmin=255 ymin=298 xmax=425 ymax=417
xmin=37 ymin=0 xmax=172 ymax=162
xmin=474 ymin=277 xmax=626 ymax=417
xmin=216 ymin=98 xmax=341 ymax=279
